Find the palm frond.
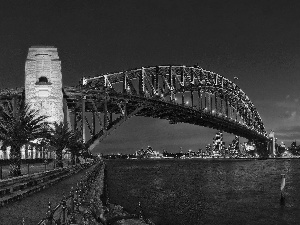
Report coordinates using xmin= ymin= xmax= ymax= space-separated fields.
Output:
xmin=0 ymin=101 xmax=51 ymax=148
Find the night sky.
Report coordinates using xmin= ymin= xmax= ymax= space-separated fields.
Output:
xmin=1 ymin=0 xmax=300 ymax=154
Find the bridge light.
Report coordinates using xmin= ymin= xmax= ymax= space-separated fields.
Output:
xmin=212 ymin=109 xmax=215 ymax=114
xmin=186 ymin=101 xmax=189 ymax=105
xmin=175 ymin=97 xmax=178 ymax=101
xmin=82 ymin=77 xmax=87 ymax=85
xmin=161 ymin=94 xmax=164 ymax=97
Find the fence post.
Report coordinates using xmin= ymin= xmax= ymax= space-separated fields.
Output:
xmin=70 ymin=187 xmax=74 ymax=213
xmin=47 ymin=200 xmax=53 ymax=225
xmin=0 ymin=165 xmax=2 ymax=180
xmin=138 ymin=201 xmax=143 ymax=219
xmin=61 ymin=195 xmax=67 ymax=225
xmin=75 ymin=186 xmax=79 ymax=211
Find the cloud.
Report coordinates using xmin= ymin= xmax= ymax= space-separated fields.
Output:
xmin=274 ymin=125 xmax=300 ymax=143
xmin=275 ymin=101 xmax=299 ymax=109
xmin=254 ymin=98 xmax=300 ymax=145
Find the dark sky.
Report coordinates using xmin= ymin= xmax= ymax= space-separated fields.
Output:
xmin=1 ymin=0 xmax=300 ymax=154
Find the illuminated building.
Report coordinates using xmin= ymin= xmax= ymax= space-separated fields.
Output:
xmin=212 ymin=131 xmax=224 ymax=157
xmin=25 ymin=46 xmax=64 ymax=124
xmin=229 ymin=135 xmax=239 ymax=157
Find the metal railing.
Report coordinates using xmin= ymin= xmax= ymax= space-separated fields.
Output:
xmin=37 ymin=161 xmax=104 ymax=225
xmin=0 ymin=160 xmax=55 ymax=180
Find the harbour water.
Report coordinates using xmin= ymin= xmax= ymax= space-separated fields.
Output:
xmin=105 ymin=159 xmax=300 ymax=225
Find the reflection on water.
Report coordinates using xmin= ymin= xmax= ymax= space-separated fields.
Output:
xmin=105 ymin=159 xmax=300 ymax=225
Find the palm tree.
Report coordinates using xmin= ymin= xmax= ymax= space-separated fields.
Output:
xmin=49 ymin=122 xmax=74 ymax=168
xmin=68 ymin=133 xmax=85 ymax=165
xmin=0 ymin=100 xmax=50 ymax=177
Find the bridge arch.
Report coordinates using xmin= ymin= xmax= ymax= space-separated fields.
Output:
xmin=74 ymin=65 xmax=268 ymax=150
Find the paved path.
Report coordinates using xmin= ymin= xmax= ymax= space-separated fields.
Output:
xmin=0 ymin=164 xmax=96 ymax=225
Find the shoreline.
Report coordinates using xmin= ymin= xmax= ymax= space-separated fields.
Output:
xmin=104 ymin=157 xmax=299 ymax=161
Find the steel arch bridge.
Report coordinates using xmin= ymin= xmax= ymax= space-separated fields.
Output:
xmin=0 ymin=65 xmax=269 ymax=152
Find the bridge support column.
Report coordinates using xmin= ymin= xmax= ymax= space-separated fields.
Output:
xmin=73 ymin=110 xmax=77 ymax=132
xmin=198 ymin=90 xmax=202 ymax=110
xmin=225 ymin=100 xmax=229 ymax=118
xmin=123 ymin=74 xmax=127 ymax=94
xmin=155 ymin=66 xmax=159 ymax=95
xmin=210 ymin=94 xmax=213 ymax=113
xmin=215 ymin=94 xmax=218 ymax=114
xmin=12 ymin=96 xmax=18 ymax=117
xmin=220 ymin=98 xmax=224 ymax=115
xmin=104 ymin=96 xmax=108 ymax=131
xmin=110 ymin=112 xmax=113 ymax=125
xmin=235 ymin=103 xmax=238 ymax=122
xmin=204 ymin=93 xmax=207 ymax=110
xmin=92 ymin=111 xmax=96 ymax=136
xmin=82 ymin=96 xmax=86 ymax=143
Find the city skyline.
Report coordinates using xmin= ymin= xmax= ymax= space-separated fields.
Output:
xmin=0 ymin=0 xmax=300 ymax=153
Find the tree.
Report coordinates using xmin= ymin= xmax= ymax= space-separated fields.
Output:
xmin=68 ymin=131 xmax=85 ymax=165
xmin=49 ymin=122 xmax=73 ymax=168
xmin=0 ymin=101 xmax=50 ymax=176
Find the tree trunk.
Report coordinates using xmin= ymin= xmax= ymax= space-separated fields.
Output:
xmin=9 ymin=146 xmax=22 ymax=177
xmin=71 ymin=152 xmax=76 ymax=165
xmin=25 ymin=145 xmax=28 ymax=159
xmin=56 ymin=149 xmax=64 ymax=168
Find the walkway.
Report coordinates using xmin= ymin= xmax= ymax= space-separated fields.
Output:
xmin=0 ymin=164 xmax=96 ymax=225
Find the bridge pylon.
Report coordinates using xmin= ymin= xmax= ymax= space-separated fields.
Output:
xmin=268 ymin=130 xmax=276 ymax=157
xmin=25 ymin=46 xmax=64 ymax=125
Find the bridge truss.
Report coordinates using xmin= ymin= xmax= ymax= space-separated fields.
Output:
xmin=0 ymin=65 xmax=269 ymax=152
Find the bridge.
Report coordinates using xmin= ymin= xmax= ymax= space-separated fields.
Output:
xmin=0 ymin=65 xmax=270 ymax=155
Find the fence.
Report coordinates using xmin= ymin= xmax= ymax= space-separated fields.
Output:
xmin=37 ymin=161 xmax=105 ymax=225
xmin=35 ymin=161 xmax=154 ymax=225
xmin=0 ymin=159 xmax=54 ymax=180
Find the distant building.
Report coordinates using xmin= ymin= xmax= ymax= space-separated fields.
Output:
xmin=212 ymin=131 xmax=224 ymax=157
xmin=205 ymin=144 xmax=212 ymax=156
xmin=229 ymin=135 xmax=239 ymax=157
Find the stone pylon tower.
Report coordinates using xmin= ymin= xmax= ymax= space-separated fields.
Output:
xmin=25 ymin=46 xmax=64 ymax=125
xmin=269 ymin=130 xmax=276 ymax=157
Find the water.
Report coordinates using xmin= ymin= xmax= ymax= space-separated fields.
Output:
xmin=105 ymin=159 xmax=300 ymax=225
